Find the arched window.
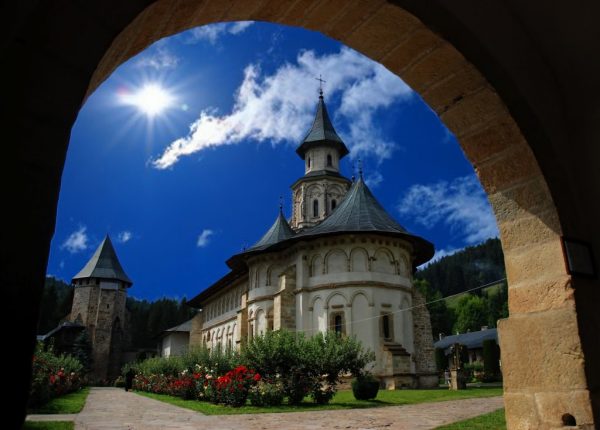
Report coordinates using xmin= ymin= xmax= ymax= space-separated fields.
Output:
xmin=331 ymin=199 xmax=337 ymax=210
xmin=327 ymin=154 xmax=332 ymax=167
xmin=307 ymin=157 xmax=311 ymax=168
xmin=313 ymin=199 xmax=319 ymax=217
xmin=381 ymin=313 xmax=393 ymax=341
xmin=334 ymin=314 xmax=343 ymax=335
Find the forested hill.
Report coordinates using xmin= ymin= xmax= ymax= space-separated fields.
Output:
xmin=416 ymin=238 xmax=505 ymax=297
xmin=38 ymin=276 xmax=195 ymax=348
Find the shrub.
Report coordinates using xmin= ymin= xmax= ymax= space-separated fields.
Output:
xmin=29 ymin=342 xmax=84 ymax=408
xmin=434 ymin=348 xmax=446 ymax=372
xmin=113 ymin=377 xmax=125 ymax=388
xmin=351 ymin=374 xmax=380 ymax=400
xmin=482 ymin=339 xmax=500 ymax=381
xmin=248 ymin=380 xmax=284 ymax=406
xmin=211 ymin=365 xmax=261 ymax=407
xmin=242 ymin=330 xmax=374 ymax=405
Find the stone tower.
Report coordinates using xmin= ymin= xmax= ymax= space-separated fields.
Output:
xmin=290 ymin=90 xmax=352 ymax=230
xmin=69 ymin=235 xmax=132 ymax=381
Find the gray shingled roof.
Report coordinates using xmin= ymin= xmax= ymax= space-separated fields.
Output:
xmin=163 ymin=319 xmax=192 ymax=333
xmin=72 ymin=235 xmax=133 ymax=285
xmin=434 ymin=328 xmax=498 ymax=351
xmin=226 ymin=177 xmax=434 ymax=268
xmin=245 ymin=210 xmax=295 ymax=252
xmin=296 ymin=177 xmax=434 ymax=265
xmin=296 ymin=94 xmax=349 ymax=159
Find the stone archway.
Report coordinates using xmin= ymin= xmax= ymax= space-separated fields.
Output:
xmin=4 ymin=1 xmax=599 ymax=428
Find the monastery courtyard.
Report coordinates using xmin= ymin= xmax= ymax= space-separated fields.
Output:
xmin=27 ymin=387 xmax=503 ymax=430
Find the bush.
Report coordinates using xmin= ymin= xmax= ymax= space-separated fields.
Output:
xmin=113 ymin=377 xmax=125 ymax=388
xmin=351 ymin=374 xmax=380 ymax=400
xmin=211 ymin=365 xmax=260 ymax=407
xmin=434 ymin=348 xmax=446 ymax=372
xmin=242 ymin=330 xmax=374 ymax=405
xmin=482 ymin=339 xmax=500 ymax=381
xmin=29 ymin=342 xmax=84 ymax=409
xmin=248 ymin=380 xmax=284 ymax=406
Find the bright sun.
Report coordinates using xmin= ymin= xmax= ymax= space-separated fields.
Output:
xmin=120 ymin=83 xmax=174 ymax=117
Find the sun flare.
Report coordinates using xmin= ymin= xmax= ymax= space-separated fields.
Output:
xmin=119 ymin=83 xmax=174 ymax=117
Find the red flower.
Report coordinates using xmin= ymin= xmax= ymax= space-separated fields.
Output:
xmin=253 ymin=373 xmax=261 ymax=382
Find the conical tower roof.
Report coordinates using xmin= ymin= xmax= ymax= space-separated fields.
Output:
xmin=72 ymin=235 xmax=132 ymax=285
xmin=298 ymin=176 xmax=408 ymax=235
xmin=296 ymin=92 xmax=349 ymax=159
xmin=245 ymin=210 xmax=295 ymax=253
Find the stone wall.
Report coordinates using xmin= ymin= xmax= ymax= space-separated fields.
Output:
xmin=412 ymin=290 xmax=438 ymax=388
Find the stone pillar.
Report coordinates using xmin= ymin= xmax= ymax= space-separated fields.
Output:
xmin=189 ymin=312 xmax=203 ymax=347
xmin=449 ymin=369 xmax=467 ymax=390
xmin=273 ymin=266 xmax=296 ymax=331
xmin=412 ymin=290 xmax=438 ymax=388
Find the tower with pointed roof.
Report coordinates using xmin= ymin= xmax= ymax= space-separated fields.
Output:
xmin=291 ymin=89 xmax=351 ymax=229
xmin=69 ymin=235 xmax=132 ymax=381
xmin=187 ymin=87 xmax=439 ymax=389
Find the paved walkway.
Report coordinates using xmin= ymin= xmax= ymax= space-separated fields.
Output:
xmin=28 ymin=387 xmax=504 ymax=429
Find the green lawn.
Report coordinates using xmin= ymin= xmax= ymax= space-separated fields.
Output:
xmin=137 ymin=387 xmax=502 ymax=415
xmin=29 ymin=387 xmax=90 ymax=414
xmin=22 ymin=422 xmax=74 ymax=430
xmin=435 ymin=408 xmax=506 ymax=429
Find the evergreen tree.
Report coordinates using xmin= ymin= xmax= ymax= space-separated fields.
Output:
xmin=73 ymin=330 xmax=93 ymax=373
xmin=453 ymin=294 xmax=487 ymax=333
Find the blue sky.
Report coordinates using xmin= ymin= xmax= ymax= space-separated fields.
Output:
xmin=47 ymin=22 xmax=498 ymax=301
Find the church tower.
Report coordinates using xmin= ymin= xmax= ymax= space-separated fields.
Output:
xmin=290 ymin=89 xmax=352 ymax=230
xmin=69 ymin=235 xmax=132 ymax=381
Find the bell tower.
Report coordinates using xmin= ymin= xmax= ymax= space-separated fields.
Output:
xmin=69 ymin=235 xmax=132 ymax=381
xmin=290 ymin=89 xmax=351 ymax=230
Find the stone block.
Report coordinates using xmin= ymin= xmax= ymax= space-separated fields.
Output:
xmin=345 ymin=4 xmax=421 ymax=61
xmin=381 ymin=28 xmax=441 ymax=76
xmin=422 ymin=64 xmax=487 ymax=116
xmin=535 ymin=390 xmax=595 ymax=428
xmin=488 ymin=177 xmax=556 ymax=225
xmin=508 ymin=275 xmax=574 ymax=314
xmin=458 ymin=116 xmax=522 ymax=166
xmin=326 ymin=0 xmax=385 ymax=41
xmin=476 ymin=144 xmax=541 ymax=194
xmin=498 ymin=209 xmax=561 ymax=251
xmin=441 ymin=89 xmax=508 ymax=140
xmin=278 ymin=0 xmax=323 ymax=26
xmin=401 ymin=43 xmax=467 ymax=93
xmin=498 ymin=310 xmax=587 ymax=391
xmin=503 ymin=392 xmax=540 ymax=430
xmin=503 ymin=240 xmax=567 ymax=286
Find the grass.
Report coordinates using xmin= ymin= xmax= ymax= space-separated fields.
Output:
xmin=136 ymin=387 xmax=502 ymax=415
xmin=22 ymin=422 xmax=74 ymax=430
xmin=435 ymin=408 xmax=506 ymax=429
xmin=29 ymin=387 xmax=90 ymax=414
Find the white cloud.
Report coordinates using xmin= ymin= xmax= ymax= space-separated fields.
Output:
xmin=135 ymin=44 xmax=179 ymax=70
xmin=187 ymin=21 xmax=254 ymax=44
xmin=117 ymin=231 xmax=132 ymax=243
xmin=196 ymin=229 xmax=214 ymax=248
xmin=153 ymin=47 xmax=413 ymax=169
xmin=364 ymin=171 xmax=384 ymax=189
xmin=398 ymin=175 xmax=499 ymax=245
xmin=61 ymin=226 xmax=89 ymax=254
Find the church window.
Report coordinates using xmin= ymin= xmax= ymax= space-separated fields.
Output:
xmin=313 ymin=199 xmax=319 ymax=217
xmin=307 ymin=157 xmax=311 ymax=168
xmin=330 ymin=312 xmax=345 ymax=335
xmin=331 ymin=199 xmax=337 ymax=210
xmin=334 ymin=314 xmax=343 ymax=334
xmin=381 ymin=313 xmax=394 ymax=341
xmin=327 ymin=154 xmax=332 ymax=167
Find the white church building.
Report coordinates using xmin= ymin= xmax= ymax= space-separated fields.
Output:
xmin=188 ymin=90 xmax=438 ymax=389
